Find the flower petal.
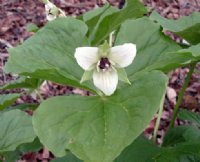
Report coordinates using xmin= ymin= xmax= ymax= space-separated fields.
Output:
xmin=46 ymin=14 xmax=57 ymax=21
xmin=45 ymin=2 xmax=57 ymax=21
xmin=93 ymin=69 xmax=118 ymax=96
xmin=75 ymin=47 xmax=99 ymax=70
xmin=109 ymin=43 xmax=136 ymax=68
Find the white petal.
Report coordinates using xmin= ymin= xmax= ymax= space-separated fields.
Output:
xmin=45 ymin=3 xmax=56 ymax=21
xmin=58 ymin=9 xmax=66 ymax=17
xmin=46 ymin=14 xmax=56 ymax=21
xmin=45 ymin=2 xmax=55 ymax=12
xmin=93 ymin=69 xmax=118 ymax=96
xmin=75 ymin=47 xmax=99 ymax=70
xmin=109 ymin=43 xmax=136 ymax=68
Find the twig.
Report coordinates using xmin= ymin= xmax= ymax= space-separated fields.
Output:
xmin=60 ymin=1 xmax=93 ymax=8
xmin=0 ymin=39 xmax=13 ymax=48
xmin=194 ymin=0 xmax=200 ymax=7
xmin=0 ymin=59 xmax=6 ymax=83
xmin=0 ymin=53 xmax=9 ymax=58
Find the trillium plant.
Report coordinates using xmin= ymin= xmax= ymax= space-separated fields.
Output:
xmin=1 ymin=0 xmax=200 ymax=162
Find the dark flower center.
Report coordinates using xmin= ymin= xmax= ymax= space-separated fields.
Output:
xmin=99 ymin=57 xmax=111 ymax=70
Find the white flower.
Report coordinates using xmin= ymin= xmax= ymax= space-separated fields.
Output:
xmin=44 ymin=0 xmax=66 ymax=21
xmin=75 ymin=42 xmax=136 ymax=96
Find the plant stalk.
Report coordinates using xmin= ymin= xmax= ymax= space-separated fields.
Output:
xmin=0 ymin=154 xmax=4 ymax=162
xmin=35 ymin=90 xmax=44 ymax=102
xmin=153 ymin=101 xmax=164 ymax=142
xmin=169 ymin=63 xmax=196 ymax=129
xmin=109 ymin=31 xmax=115 ymax=47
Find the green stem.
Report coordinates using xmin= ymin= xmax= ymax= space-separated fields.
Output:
xmin=0 ymin=154 xmax=4 ymax=162
xmin=42 ymin=0 xmax=49 ymax=4
xmin=35 ymin=90 xmax=44 ymax=102
xmin=109 ymin=31 xmax=115 ymax=47
xmin=153 ymin=101 xmax=164 ymax=142
xmin=169 ymin=63 xmax=196 ymax=129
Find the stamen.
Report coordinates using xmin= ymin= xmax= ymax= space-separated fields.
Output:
xmin=99 ymin=57 xmax=111 ymax=70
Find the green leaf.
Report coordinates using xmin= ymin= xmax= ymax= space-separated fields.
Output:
xmin=178 ymin=43 xmax=200 ymax=58
xmin=115 ymin=17 xmax=181 ymax=81
xmin=51 ymin=153 xmax=83 ymax=162
xmin=179 ymin=109 xmax=200 ymax=126
xmin=0 ymin=110 xmax=36 ymax=152
xmin=18 ymin=138 xmax=42 ymax=152
xmin=2 ymin=151 xmax=21 ymax=162
xmin=0 ymin=76 xmax=42 ymax=90
xmin=83 ymin=3 xmax=110 ymax=22
xmin=33 ymin=71 xmax=168 ymax=162
xmin=1 ymin=138 xmax=42 ymax=162
xmin=88 ymin=5 xmax=118 ymax=43
xmin=143 ymin=51 xmax=195 ymax=73
xmin=82 ymin=3 xmax=112 ymax=36
xmin=26 ymin=23 xmax=39 ymax=33
xmin=0 ymin=94 xmax=20 ymax=110
xmin=4 ymin=17 xmax=95 ymax=92
xmin=146 ymin=43 xmax=200 ymax=73
xmin=150 ymin=11 xmax=200 ymax=45
xmin=163 ymin=126 xmax=200 ymax=147
xmin=155 ymin=142 xmax=200 ymax=162
xmin=115 ymin=135 xmax=200 ymax=162
xmin=114 ymin=135 xmax=160 ymax=162
xmin=91 ymin=0 xmax=147 ymax=45
xmin=11 ymin=103 xmax=38 ymax=111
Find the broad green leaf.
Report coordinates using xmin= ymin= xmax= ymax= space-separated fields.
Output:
xmin=0 ymin=94 xmax=20 ymax=110
xmin=163 ymin=126 xmax=200 ymax=147
xmin=1 ymin=138 xmax=42 ymax=162
xmin=146 ymin=43 xmax=200 ymax=72
xmin=18 ymin=138 xmax=42 ymax=153
xmin=91 ymin=0 xmax=147 ymax=45
xmin=4 ymin=17 xmax=95 ymax=92
xmin=0 ymin=110 xmax=36 ymax=152
xmin=179 ymin=109 xmax=200 ymax=126
xmin=0 ymin=76 xmax=42 ymax=90
xmin=51 ymin=153 xmax=83 ymax=162
xmin=88 ymin=5 xmax=118 ymax=43
xmin=82 ymin=3 xmax=113 ymax=36
xmin=33 ymin=71 xmax=168 ymax=162
xmin=115 ymin=135 xmax=200 ymax=162
xmin=2 ymin=151 xmax=21 ymax=162
xmin=150 ymin=11 xmax=200 ymax=45
xmin=143 ymin=51 xmax=195 ymax=73
xmin=114 ymin=136 xmax=160 ymax=162
xmin=82 ymin=3 xmax=110 ymax=22
xmin=178 ymin=43 xmax=200 ymax=58
xmin=115 ymin=17 xmax=181 ymax=81
xmin=155 ymin=142 xmax=200 ymax=162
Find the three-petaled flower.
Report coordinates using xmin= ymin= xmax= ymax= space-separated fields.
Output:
xmin=44 ymin=0 xmax=65 ymax=21
xmin=75 ymin=42 xmax=136 ymax=96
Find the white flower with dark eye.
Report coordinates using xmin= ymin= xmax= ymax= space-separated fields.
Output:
xmin=44 ymin=0 xmax=65 ymax=21
xmin=75 ymin=42 xmax=136 ymax=96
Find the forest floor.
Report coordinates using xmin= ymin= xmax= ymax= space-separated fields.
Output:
xmin=0 ymin=0 xmax=200 ymax=161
